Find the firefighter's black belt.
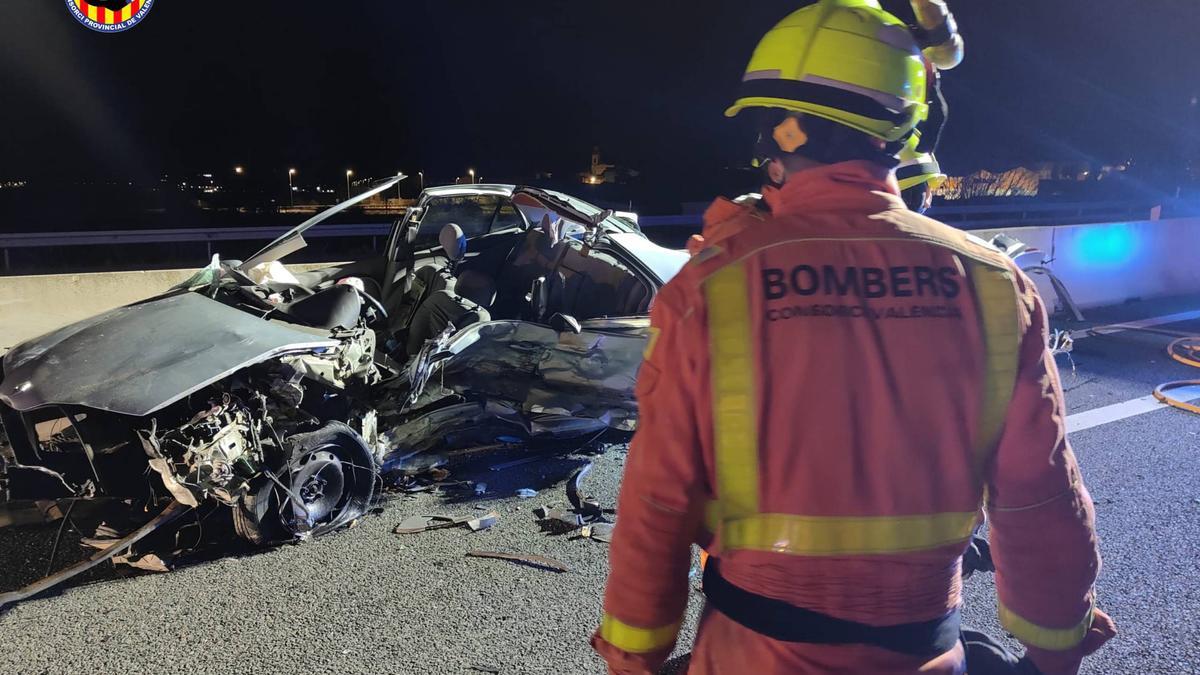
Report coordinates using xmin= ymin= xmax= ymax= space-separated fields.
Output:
xmin=702 ymin=557 xmax=961 ymax=657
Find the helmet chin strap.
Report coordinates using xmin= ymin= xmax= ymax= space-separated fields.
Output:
xmin=764 ymin=159 xmax=788 ymax=187
xmin=916 ymin=65 xmax=947 ymax=155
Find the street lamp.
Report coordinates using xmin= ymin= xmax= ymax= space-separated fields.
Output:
xmin=234 ymin=165 xmax=244 ymax=175
xmin=418 ymin=171 xmax=424 ymax=193
xmin=346 ymin=169 xmax=354 ymax=200
xmin=468 ymin=168 xmax=475 ymax=184
xmin=288 ymin=168 xmax=296 ymax=207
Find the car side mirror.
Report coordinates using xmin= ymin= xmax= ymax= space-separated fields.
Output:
xmin=549 ymin=313 xmax=582 ymax=334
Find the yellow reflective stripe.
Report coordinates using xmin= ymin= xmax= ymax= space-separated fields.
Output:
xmin=722 ymin=511 xmax=978 ymax=556
xmin=970 ymin=264 xmax=1020 ymax=484
xmin=599 ymin=614 xmax=681 ymax=654
xmin=704 ymin=263 xmax=759 ymax=519
xmin=643 ymin=326 xmax=661 ymax=359
xmin=999 ymin=600 xmax=1094 ymax=651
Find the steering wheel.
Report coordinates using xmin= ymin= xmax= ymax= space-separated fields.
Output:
xmin=351 ymin=286 xmax=389 ymax=325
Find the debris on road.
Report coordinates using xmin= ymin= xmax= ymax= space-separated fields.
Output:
xmin=570 ymin=522 xmax=614 ymax=543
xmin=515 ymin=488 xmax=538 ymax=498
xmin=467 ymin=512 xmax=500 ymax=532
xmin=112 ymin=552 xmax=173 ymax=573
xmin=474 ymin=482 xmax=488 ymax=496
xmin=465 ymin=550 xmax=570 ymax=573
xmin=0 ymin=501 xmax=188 ymax=612
xmin=536 ymin=508 xmax=586 ymax=534
xmin=393 ymin=514 xmax=473 ymax=535
xmin=566 ymin=462 xmax=610 ymax=519
xmin=394 ymin=511 xmax=501 ymax=535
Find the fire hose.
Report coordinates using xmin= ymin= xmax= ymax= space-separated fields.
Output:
xmin=1153 ymin=336 xmax=1200 ymax=415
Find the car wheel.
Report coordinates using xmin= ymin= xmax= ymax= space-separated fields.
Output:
xmin=277 ymin=422 xmax=378 ymax=538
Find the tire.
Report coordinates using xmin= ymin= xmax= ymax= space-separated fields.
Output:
xmin=232 ymin=478 xmax=279 ymax=545
xmin=274 ymin=421 xmax=379 ymax=539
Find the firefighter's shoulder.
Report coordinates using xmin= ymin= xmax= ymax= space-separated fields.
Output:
xmin=873 ymin=206 xmax=1012 ymax=270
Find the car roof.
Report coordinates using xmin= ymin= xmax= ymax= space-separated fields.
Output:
xmin=422 ymin=184 xmax=516 ymax=198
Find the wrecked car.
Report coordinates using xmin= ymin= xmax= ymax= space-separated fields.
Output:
xmin=0 ymin=176 xmax=687 ymax=567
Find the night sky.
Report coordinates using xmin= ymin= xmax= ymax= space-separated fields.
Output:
xmin=2 ymin=1 xmax=1197 ymax=195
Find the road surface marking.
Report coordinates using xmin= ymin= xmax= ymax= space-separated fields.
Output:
xmin=1066 ymin=385 xmax=1200 ymax=433
xmin=1062 ymin=308 xmax=1200 ymax=431
xmin=1072 ymin=309 xmax=1200 ymax=341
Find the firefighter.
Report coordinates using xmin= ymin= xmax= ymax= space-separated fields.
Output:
xmin=592 ymin=2 xmax=1115 ymax=674
xmin=897 ymin=135 xmax=947 ymax=214
xmin=685 ymin=0 xmax=961 ymax=256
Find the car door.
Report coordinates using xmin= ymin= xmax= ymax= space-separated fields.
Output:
xmin=425 ymin=233 xmax=663 ymax=428
xmin=426 ymin=316 xmax=650 ymax=429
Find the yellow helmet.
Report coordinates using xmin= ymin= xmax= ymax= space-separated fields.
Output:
xmin=726 ymin=0 xmax=928 ymax=143
xmin=896 ymin=133 xmax=946 ymax=191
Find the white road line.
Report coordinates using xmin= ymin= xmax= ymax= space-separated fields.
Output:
xmin=1072 ymin=309 xmax=1200 ymax=341
xmin=1061 ymin=308 xmax=1200 ymax=431
xmin=1066 ymin=385 xmax=1200 ymax=433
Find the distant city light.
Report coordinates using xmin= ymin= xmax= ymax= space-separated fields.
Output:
xmin=234 ymin=166 xmax=245 ymax=175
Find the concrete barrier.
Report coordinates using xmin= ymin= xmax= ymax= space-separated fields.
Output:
xmin=0 ymin=263 xmax=336 ymax=351
xmin=0 ymin=218 xmax=1197 ymax=351
xmin=973 ymin=217 xmax=1200 ymax=310
xmin=0 ymin=269 xmax=196 ymax=351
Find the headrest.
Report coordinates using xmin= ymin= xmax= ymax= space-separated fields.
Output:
xmin=440 ymin=223 xmax=467 ymax=262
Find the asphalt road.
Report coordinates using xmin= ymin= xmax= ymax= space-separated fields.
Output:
xmin=0 ymin=298 xmax=1198 ymax=674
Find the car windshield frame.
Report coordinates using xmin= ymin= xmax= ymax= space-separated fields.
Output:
xmin=414 ymin=193 xmax=527 ymax=245
xmin=538 ymin=188 xmax=641 ymax=235
xmin=238 ymin=174 xmax=405 ymax=270
xmin=512 ymin=187 xmax=642 ymax=239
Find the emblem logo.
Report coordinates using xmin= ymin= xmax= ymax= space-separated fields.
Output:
xmin=66 ymin=0 xmax=154 ymax=33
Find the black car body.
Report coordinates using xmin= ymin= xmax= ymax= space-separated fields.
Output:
xmin=0 ymin=177 xmax=686 ymax=549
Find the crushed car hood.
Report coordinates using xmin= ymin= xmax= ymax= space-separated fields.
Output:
xmin=0 ymin=292 xmax=336 ymax=416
